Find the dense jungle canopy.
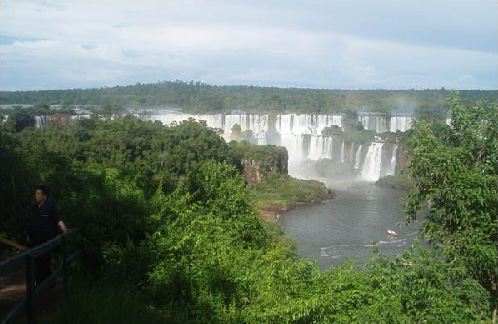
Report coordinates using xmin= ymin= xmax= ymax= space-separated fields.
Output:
xmin=1 ymin=80 xmax=497 ymax=116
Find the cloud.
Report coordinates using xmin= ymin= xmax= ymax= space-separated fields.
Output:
xmin=0 ymin=0 xmax=496 ymax=90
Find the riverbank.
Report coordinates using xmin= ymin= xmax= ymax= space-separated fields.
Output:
xmin=253 ymin=174 xmax=332 ymax=222
xmin=259 ymin=194 xmax=333 ymax=222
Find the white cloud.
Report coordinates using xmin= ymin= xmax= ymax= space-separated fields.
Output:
xmin=1 ymin=0 xmax=496 ymax=90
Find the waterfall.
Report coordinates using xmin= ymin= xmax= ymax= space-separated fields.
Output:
xmin=354 ymin=145 xmax=363 ymax=171
xmin=358 ymin=114 xmax=387 ymax=133
xmin=70 ymin=114 xmax=91 ymax=122
xmin=308 ymin=136 xmax=333 ymax=160
xmin=313 ymin=115 xmax=343 ymax=134
xmin=360 ymin=142 xmax=384 ymax=181
xmin=349 ymin=143 xmax=355 ymax=164
xmin=390 ymin=116 xmax=412 ymax=132
xmin=280 ymin=134 xmax=305 ymax=173
xmin=198 ymin=114 xmax=224 ymax=131
xmin=35 ymin=116 xmax=48 ymax=128
xmin=388 ymin=144 xmax=398 ymax=176
xmin=137 ymin=112 xmax=414 ymax=178
xmin=340 ymin=140 xmax=345 ymax=163
xmin=250 ymin=114 xmax=269 ymax=138
xmin=146 ymin=113 xmax=197 ymax=126
xmin=276 ymin=115 xmax=293 ymax=135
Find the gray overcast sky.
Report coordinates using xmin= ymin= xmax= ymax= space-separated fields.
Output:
xmin=1 ymin=0 xmax=497 ymax=91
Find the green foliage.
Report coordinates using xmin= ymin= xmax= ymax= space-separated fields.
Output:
xmin=342 ymin=128 xmax=376 ymax=145
xmin=230 ymin=141 xmax=289 ymax=180
xmin=147 ymin=161 xmax=268 ymax=322
xmin=147 ymin=161 xmax=490 ymax=323
xmin=2 ymin=100 xmax=495 ymax=322
xmin=404 ymin=91 xmax=497 ymax=296
xmin=253 ymin=174 xmax=330 ymax=211
xmin=240 ymin=244 xmax=491 ymax=323
xmin=2 ymin=107 xmax=35 ymax=132
xmin=376 ymin=173 xmax=414 ymax=190
xmin=0 ymin=117 xmax=236 ymax=267
xmin=321 ymin=125 xmax=343 ymax=136
xmin=100 ymin=97 xmax=125 ymax=116
xmin=101 ymin=238 xmax=152 ymax=285
xmin=0 ymin=129 xmax=32 ymax=240
xmin=39 ymin=284 xmax=165 ymax=324
xmin=416 ymin=102 xmax=446 ymax=123
xmin=2 ymin=81 xmax=496 ymax=114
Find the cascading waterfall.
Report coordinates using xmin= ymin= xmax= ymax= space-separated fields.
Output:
xmin=389 ymin=144 xmax=398 ymax=176
xmin=340 ymin=140 xmax=345 ymax=164
xmin=137 ymin=112 xmax=409 ymax=180
xmin=308 ymin=136 xmax=333 ymax=160
xmin=389 ymin=117 xmax=412 ymax=132
xmin=224 ymin=114 xmax=269 ymax=138
xmin=356 ymin=114 xmax=413 ymax=133
xmin=360 ymin=142 xmax=384 ymax=181
xmin=280 ymin=134 xmax=305 ymax=172
xmin=35 ymin=116 xmax=48 ymax=128
xmin=349 ymin=143 xmax=355 ymax=164
xmin=354 ymin=145 xmax=363 ymax=171
xmin=358 ymin=114 xmax=387 ymax=133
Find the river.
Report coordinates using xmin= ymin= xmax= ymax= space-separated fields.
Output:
xmin=279 ymin=179 xmax=422 ymax=269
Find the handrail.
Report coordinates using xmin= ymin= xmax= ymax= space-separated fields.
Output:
xmin=0 ymin=228 xmax=80 ymax=324
xmin=0 ymin=237 xmax=28 ymax=252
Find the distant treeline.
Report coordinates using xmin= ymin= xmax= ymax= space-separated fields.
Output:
xmin=1 ymin=80 xmax=496 ymax=116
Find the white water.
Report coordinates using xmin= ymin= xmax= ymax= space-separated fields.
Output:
xmin=35 ymin=116 xmax=48 ymax=128
xmin=358 ymin=114 xmax=387 ymax=133
xmin=353 ymin=145 xmax=363 ymax=171
xmin=390 ymin=116 xmax=412 ymax=132
xmin=340 ymin=141 xmax=345 ymax=164
xmin=360 ymin=142 xmax=384 ymax=181
xmin=308 ymin=136 xmax=333 ymax=160
xmin=389 ymin=144 xmax=399 ymax=176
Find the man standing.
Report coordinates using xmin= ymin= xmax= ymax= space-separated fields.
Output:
xmin=28 ymin=185 xmax=69 ymax=285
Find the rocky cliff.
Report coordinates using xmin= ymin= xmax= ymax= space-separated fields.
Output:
xmin=232 ymin=142 xmax=288 ymax=187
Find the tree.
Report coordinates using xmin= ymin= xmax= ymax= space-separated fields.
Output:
xmin=404 ymin=91 xmax=497 ymax=305
xmin=416 ymin=103 xmax=446 ymax=123
xmin=3 ymin=108 xmax=35 ymax=132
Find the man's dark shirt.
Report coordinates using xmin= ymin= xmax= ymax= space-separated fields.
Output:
xmin=29 ymin=200 xmax=60 ymax=245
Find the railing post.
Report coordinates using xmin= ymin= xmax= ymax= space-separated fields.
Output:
xmin=61 ymin=234 xmax=68 ymax=298
xmin=26 ymin=253 xmax=36 ymax=324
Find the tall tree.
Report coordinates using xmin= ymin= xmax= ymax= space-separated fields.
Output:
xmin=404 ymin=91 xmax=497 ymax=302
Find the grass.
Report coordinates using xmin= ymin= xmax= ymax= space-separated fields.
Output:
xmin=252 ymin=174 xmax=330 ymax=211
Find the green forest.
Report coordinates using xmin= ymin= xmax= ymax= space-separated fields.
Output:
xmin=1 ymin=80 xmax=497 ymax=117
xmin=0 ymin=91 xmax=497 ymax=323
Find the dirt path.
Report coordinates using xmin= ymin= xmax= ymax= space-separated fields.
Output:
xmin=1 ymin=265 xmax=64 ymax=321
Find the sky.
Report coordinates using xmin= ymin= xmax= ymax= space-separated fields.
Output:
xmin=1 ymin=0 xmax=497 ymax=91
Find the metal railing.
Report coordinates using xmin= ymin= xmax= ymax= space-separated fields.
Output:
xmin=0 ymin=228 xmax=80 ymax=324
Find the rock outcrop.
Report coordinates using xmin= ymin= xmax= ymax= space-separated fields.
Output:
xmin=236 ymin=144 xmax=288 ymax=187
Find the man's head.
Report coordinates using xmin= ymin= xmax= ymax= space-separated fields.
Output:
xmin=35 ymin=185 xmax=50 ymax=205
